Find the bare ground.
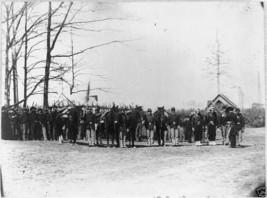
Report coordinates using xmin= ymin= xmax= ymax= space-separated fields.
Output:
xmin=1 ymin=128 xmax=265 ymax=198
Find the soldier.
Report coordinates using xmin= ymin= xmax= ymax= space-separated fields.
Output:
xmin=220 ymin=106 xmax=228 ymax=145
xmin=8 ymin=109 xmax=21 ymax=140
xmin=192 ymin=109 xmax=204 ymax=146
xmin=55 ymin=112 xmax=64 ymax=144
xmin=29 ymin=107 xmax=38 ymax=140
xmin=145 ymin=108 xmax=155 ymax=147
xmin=206 ymin=107 xmax=218 ymax=146
xmin=84 ymin=107 xmax=96 ymax=147
xmin=118 ymin=108 xmax=129 ymax=148
xmin=67 ymin=106 xmax=79 ymax=145
xmin=185 ymin=112 xmax=194 ymax=143
xmin=225 ymin=106 xmax=238 ymax=148
xmin=20 ymin=107 xmax=29 ymax=140
xmin=1 ymin=106 xmax=12 ymax=140
xmin=37 ymin=108 xmax=47 ymax=140
xmin=155 ymin=107 xmax=168 ymax=146
xmin=168 ymin=107 xmax=180 ymax=146
xmin=95 ymin=106 xmax=104 ymax=146
xmin=235 ymin=108 xmax=245 ymax=146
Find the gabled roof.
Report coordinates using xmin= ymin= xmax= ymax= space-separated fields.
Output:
xmin=214 ymin=94 xmax=238 ymax=108
xmin=206 ymin=94 xmax=238 ymax=113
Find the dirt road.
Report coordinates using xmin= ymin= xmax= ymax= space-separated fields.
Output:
xmin=1 ymin=128 xmax=265 ymax=197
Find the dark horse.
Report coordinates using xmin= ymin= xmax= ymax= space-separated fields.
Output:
xmin=105 ymin=106 xmax=120 ymax=147
xmin=126 ymin=106 xmax=143 ymax=148
xmin=154 ymin=107 xmax=168 ymax=146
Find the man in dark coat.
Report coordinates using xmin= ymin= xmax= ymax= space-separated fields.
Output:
xmin=226 ymin=106 xmax=238 ymax=148
xmin=29 ymin=107 xmax=38 ymax=140
xmin=84 ymin=107 xmax=96 ymax=146
xmin=235 ymin=108 xmax=245 ymax=146
xmin=67 ymin=106 xmax=79 ymax=145
xmin=168 ymin=107 xmax=180 ymax=146
xmin=95 ymin=107 xmax=104 ymax=146
xmin=145 ymin=108 xmax=155 ymax=147
xmin=1 ymin=106 xmax=12 ymax=140
xmin=206 ymin=107 xmax=218 ymax=146
xmin=118 ymin=108 xmax=129 ymax=148
xmin=20 ymin=107 xmax=29 ymax=140
xmin=192 ymin=109 xmax=204 ymax=146
xmin=8 ymin=109 xmax=21 ymax=140
xmin=220 ymin=106 xmax=229 ymax=145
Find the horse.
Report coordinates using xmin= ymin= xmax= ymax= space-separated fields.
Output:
xmin=105 ymin=105 xmax=120 ymax=147
xmin=154 ymin=107 xmax=169 ymax=146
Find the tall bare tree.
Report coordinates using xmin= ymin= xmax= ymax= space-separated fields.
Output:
xmin=205 ymin=34 xmax=229 ymax=94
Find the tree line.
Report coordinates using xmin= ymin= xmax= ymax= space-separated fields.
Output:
xmin=2 ymin=2 xmax=132 ymax=109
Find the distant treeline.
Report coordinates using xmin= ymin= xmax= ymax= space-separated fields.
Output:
xmin=243 ymin=106 xmax=265 ymax=128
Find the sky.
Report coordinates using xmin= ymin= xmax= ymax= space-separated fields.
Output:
xmin=1 ymin=1 xmax=265 ymax=110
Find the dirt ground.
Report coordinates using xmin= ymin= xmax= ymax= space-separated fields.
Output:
xmin=1 ymin=128 xmax=265 ymax=198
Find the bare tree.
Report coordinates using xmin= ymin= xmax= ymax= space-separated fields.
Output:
xmin=205 ymin=34 xmax=229 ymax=94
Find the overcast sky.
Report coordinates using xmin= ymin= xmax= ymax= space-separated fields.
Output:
xmin=2 ymin=1 xmax=265 ymax=110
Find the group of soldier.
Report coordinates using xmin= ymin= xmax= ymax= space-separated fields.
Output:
xmin=1 ymin=104 xmax=245 ymax=148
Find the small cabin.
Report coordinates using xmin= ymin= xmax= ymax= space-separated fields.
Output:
xmin=205 ymin=94 xmax=238 ymax=114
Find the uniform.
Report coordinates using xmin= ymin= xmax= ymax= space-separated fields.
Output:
xmin=68 ymin=107 xmax=79 ymax=144
xmin=192 ymin=112 xmax=203 ymax=146
xmin=20 ymin=108 xmax=29 ymax=140
xmin=55 ymin=113 xmax=64 ymax=143
xmin=206 ymin=109 xmax=218 ymax=146
xmin=118 ymin=110 xmax=129 ymax=148
xmin=220 ymin=109 xmax=228 ymax=145
xmin=145 ymin=109 xmax=155 ymax=146
xmin=84 ymin=109 xmax=96 ymax=146
xmin=226 ymin=110 xmax=237 ymax=148
xmin=168 ymin=109 xmax=180 ymax=145
xmin=8 ymin=110 xmax=21 ymax=140
xmin=236 ymin=110 xmax=245 ymax=146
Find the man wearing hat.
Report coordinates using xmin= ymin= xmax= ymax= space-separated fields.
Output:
xmin=118 ymin=108 xmax=129 ymax=148
xmin=205 ymin=107 xmax=218 ymax=146
xmin=168 ymin=107 xmax=180 ymax=146
xmin=84 ymin=107 xmax=96 ymax=146
xmin=192 ymin=109 xmax=204 ymax=146
xmin=29 ymin=107 xmax=38 ymax=140
xmin=220 ymin=105 xmax=229 ymax=145
xmin=20 ymin=107 xmax=29 ymax=140
xmin=225 ymin=106 xmax=238 ymax=148
xmin=8 ymin=109 xmax=20 ymax=140
xmin=235 ymin=108 xmax=245 ymax=146
xmin=145 ymin=108 xmax=155 ymax=146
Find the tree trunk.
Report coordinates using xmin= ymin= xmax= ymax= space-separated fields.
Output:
xmin=5 ymin=5 xmax=10 ymax=107
xmin=43 ymin=2 xmax=52 ymax=108
xmin=23 ymin=2 xmax=28 ymax=107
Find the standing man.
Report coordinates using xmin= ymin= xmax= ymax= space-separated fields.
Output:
xmin=118 ymin=108 xmax=129 ymax=148
xmin=206 ymin=107 xmax=218 ymax=146
xmin=145 ymin=108 xmax=155 ymax=147
xmin=235 ymin=108 xmax=245 ymax=146
xmin=68 ymin=106 xmax=79 ymax=145
xmin=29 ymin=107 xmax=38 ymax=140
xmin=226 ymin=106 xmax=238 ymax=148
xmin=168 ymin=107 xmax=180 ymax=146
xmin=220 ymin=106 xmax=228 ymax=145
xmin=84 ymin=107 xmax=96 ymax=147
xmin=8 ymin=109 xmax=20 ymax=140
xmin=95 ymin=106 xmax=104 ymax=146
xmin=155 ymin=107 xmax=168 ymax=146
xmin=192 ymin=109 xmax=204 ymax=146
xmin=20 ymin=107 xmax=29 ymax=141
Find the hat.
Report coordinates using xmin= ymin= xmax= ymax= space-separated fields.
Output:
xmin=222 ymin=105 xmax=227 ymax=110
xmin=236 ymin=108 xmax=240 ymax=112
xmin=171 ymin=107 xmax=175 ymax=111
xmin=147 ymin=108 xmax=152 ymax=112
xmin=226 ymin=106 xmax=234 ymax=111
xmin=30 ymin=106 xmax=36 ymax=110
